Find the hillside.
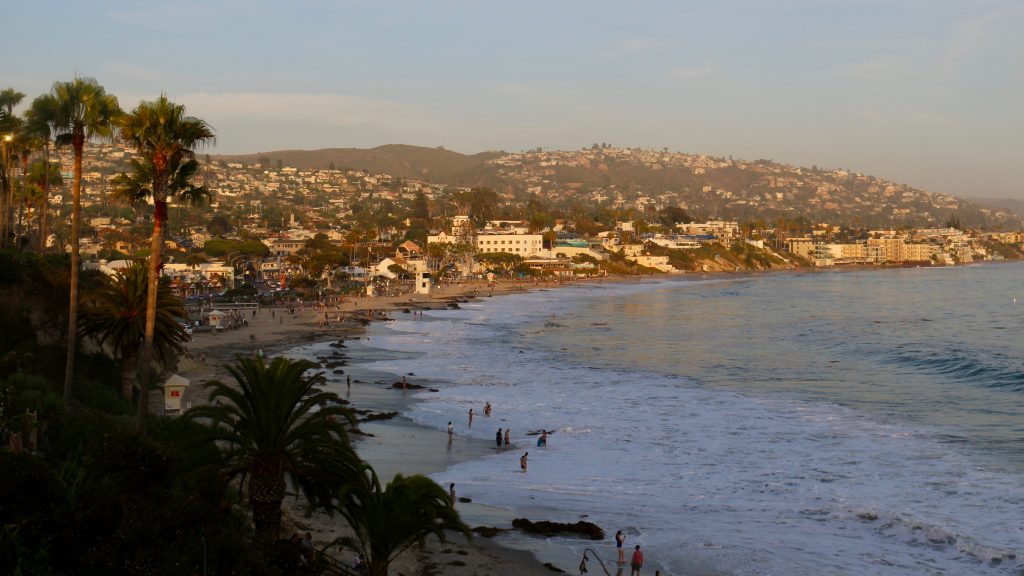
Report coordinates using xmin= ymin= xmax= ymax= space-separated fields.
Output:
xmin=215 ymin=144 xmax=503 ymax=182
xmin=215 ymin=144 xmax=1023 ymax=229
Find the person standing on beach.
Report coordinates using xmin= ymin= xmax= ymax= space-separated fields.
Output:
xmin=520 ymin=452 xmax=528 ymax=472
xmin=468 ymin=408 xmax=474 ymax=427
xmin=496 ymin=428 xmax=503 ymax=448
xmin=449 ymin=482 xmax=456 ymax=507
xmin=447 ymin=421 xmax=454 ymax=439
xmin=504 ymin=428 xmax=510 ymax=446
xmin=630 ymin=545 xmax=643 ymax=576
xmin=615 ymin=530 xmax=625 ymax=564
xmin=346 ymin=374 xmax=351 ymax=393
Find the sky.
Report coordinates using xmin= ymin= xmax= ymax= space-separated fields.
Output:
xmin=2 ymin=0 xmax=1022 ymax=199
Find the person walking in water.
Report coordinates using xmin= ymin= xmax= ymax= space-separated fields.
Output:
xmin=468 ymin=408 xmax=474 ymax=427
xmin=496 ymin=428 xmax=503 ymax=448
xmin=520 ymin=452 xmax=528 ymax=472
xmin=346 ymin=374 xmax=351 ymax=393
xmin=615 ymin=530 xmax=625 ymax=564
xmin=449 ymin=483 xmax=456 ymax=508
xmin=504 ymin=428 xmax=510 ymax=446
xmin=630 ymin=545 xmax=643 ymax=576
xmin=447 ymin=421 xmax=454 ymax=440
xmin=537 ymin=430 xmax=548 ymax=447
xmin=484 ymin=402 xmax=492 ymax=416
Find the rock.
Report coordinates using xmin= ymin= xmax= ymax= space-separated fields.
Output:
xmin=458 ymin=497 xmax=472 ymax=503
xmin=391 ymin=381 xmax=427 ymax=389
xmin=857 ymin=512 xmax=878 ymax=522
xmin=447 ymin=302 xmax=461 ymax=309
xmin=471 ymin=526 xmax=506 ymax=538
xmin=511 ymin=518 xmax=605 ymax=540
xmin=543 ymin=562 xmax=565 ymax=572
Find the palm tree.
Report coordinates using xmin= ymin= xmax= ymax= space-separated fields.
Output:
xmin=184 ymin=356 xmax=361 ymax=548
xmin=24 ymin=159 xmax=63 ymax=251
xmin=11 ymin=129 xmax=43 ymax=249
xmin=24 ymin=93 xmax=60 ymax=252
xmin=0 ymin=88 xmax=25 ymax=249
xmin=335 ymin=471 xmax=470 ymax=576
xmin=51 ymin=78 xmax=121 ymax=405
xmin=79 ymin=261 xmax=189 ymax=400
xmin=117 ymin=95 xmax=213 ymax=430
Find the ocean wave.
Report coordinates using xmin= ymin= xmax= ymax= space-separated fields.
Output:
xmin=885 ymin=350 xmax=1024 ymax=392
xmin=845 ymin=508 xmax=1022 ymax=570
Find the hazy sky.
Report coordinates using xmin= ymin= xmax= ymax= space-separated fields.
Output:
xmin=3 ymin=0 xmax=1022 ymax=199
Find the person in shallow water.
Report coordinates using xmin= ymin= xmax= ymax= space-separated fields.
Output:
xmin=504 ymin=427 xmax=511 ymax=446
xmin=615 ymin=530 xmax=625 ymax=564
xmin=520 ymin=452 xmax=528 ymax=472
xmin=630 ymin=545 xmax=643 ymax=576
xmin=496 ymin=428 xmax=503 ymax=447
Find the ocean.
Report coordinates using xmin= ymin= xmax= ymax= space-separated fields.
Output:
xmin=341 ymin=263 xmax=1024 ymax=575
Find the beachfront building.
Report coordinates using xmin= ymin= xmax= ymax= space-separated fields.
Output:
xmin=677 ymin=220 xmax=741 ymax=239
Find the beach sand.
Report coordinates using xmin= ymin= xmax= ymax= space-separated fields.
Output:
xmin=175 ymin=279 xmax=593 ymax=575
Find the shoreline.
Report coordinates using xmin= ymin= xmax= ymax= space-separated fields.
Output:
xmin=179 ymin=279 xmax=594 ymax=574
xmin=176 ymin=260 xmax=1016 ymax=575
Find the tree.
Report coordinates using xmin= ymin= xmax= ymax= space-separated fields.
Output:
xmin=335 ymin=470 xmax=470 ymax=576
xmin=79 ymin=261 xmax=189 ymax=400
xmin=24 ymin=93 xmax=61 ymax=252
xmin=21 ymin=160 xmax=62 ymax=249
xmin=476 ymin=252 xmax=523 ymax=276
xmin=116 ymin=95 xmax=213 ymax=430
xmin=0 ymin=88 xmax=25 ymax=249
xmin=51 ymin=77 xmax=121 ymax=405
xmin=184 ymin=357 xmax=361 ymax=548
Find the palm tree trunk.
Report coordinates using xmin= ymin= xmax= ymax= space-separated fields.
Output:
xmin=136 ymin=196 xmax=165 ymax=431
xmin=249 ymin=463 xmax=286 ymax=547
xmin=121 ymin=346 xmax=139 ymax=401
xmin=63 ymin=141 xmax=83 ymax=404
xmin=40 ymin=144 xmax=50 ymax=252
xmin=0 ymin=148 xmax=8 ymax=250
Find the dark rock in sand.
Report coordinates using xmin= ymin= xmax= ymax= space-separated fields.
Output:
xmin=857 ymin=512 xmax=878 ymax=522
xmin=358 ymin=411 xmax=399 ymax=422
xmin=447 ymin=302 xmax=461 ymax=309
xmin=471 ymin=526 xmax=506 ymax=538
xmin=543 ymin=562 xmax=565 ymax=573
xmin=511 ymin=518 xmax=605 ymax=541
xmin=401 ymin=308 xmax=411 ymax=313
xmin=428 ymin=388 xmax=439 ymax=392
xmin=332 ymin=369 xmax=345 ymax=374
xmin=391 ymin=381 xmax=427 ymax=390
xmin=458 ymin=497 xmax=472 ymax=503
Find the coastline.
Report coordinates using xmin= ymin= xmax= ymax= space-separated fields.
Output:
xmin=178 ymin=279 xmax=601 ymax=575
xmin=175 ymin=260 xmax=1017 ymax=576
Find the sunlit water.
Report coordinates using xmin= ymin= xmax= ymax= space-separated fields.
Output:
xmin=335 ymin=264 xmax=1024 ymax=575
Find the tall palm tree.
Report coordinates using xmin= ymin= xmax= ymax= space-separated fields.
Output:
xmin=79 ymin=261 xmax=189 ymax=400
xmin=51 ymin=78 xmax=121 ymax=405
xmin=117 ymin=95 xmax=213 ymax=429
xmin=335 ymin=471 xmax=470 ymax=576
xmin=0 ymin=88 xmax=25 ymax=249
xmin=184 ymin=356 xmax=361 ymax=548
xmin=24 ymin=93 xmax=60 ymax=252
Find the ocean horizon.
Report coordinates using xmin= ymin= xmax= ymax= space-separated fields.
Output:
xmin=342 ymin=264 xmax=1024 ymax=575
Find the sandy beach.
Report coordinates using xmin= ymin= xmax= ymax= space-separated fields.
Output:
xmin=175 ymin=278 xmax=599 ymax=575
